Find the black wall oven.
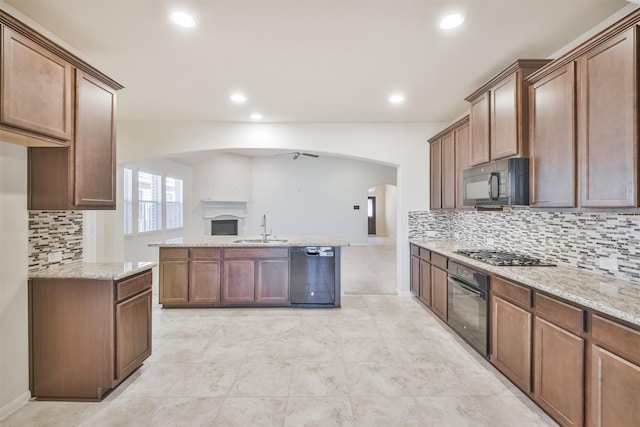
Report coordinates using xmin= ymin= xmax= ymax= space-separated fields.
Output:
xmin=447 ymin=261 xmax=490 ymax=358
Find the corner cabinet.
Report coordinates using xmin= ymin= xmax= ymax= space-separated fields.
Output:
xmin=29 ymin=270 xmax=152 ymax=400
xmin=428 ymin=116 xmax=471 ymax=211
xmin=159 ymin=247 xmax=290 ymax=307
xmin=465 ymin=60 xmax=551 ymax=166
xmin=28 ymin=70 xmax=118 ymax=210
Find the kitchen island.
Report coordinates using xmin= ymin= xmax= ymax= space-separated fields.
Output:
xmin=28 ymin=261 xmax=155 ymax=401
xmin=149 ymin=236 xmax=349 ymax=308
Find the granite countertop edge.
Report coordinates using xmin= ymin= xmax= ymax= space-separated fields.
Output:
xmin=29 ymin=261 xmax=156 ymax=280
xmin=409 ymin=238 xmax=640 ymax=328
xmin=148 ymin=235 xmax=351 ymax=248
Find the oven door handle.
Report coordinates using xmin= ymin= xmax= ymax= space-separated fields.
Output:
xmin=448 ymin=276 xmax=484 ymax=298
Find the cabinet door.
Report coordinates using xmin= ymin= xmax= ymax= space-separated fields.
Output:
xmin=430 ymin=140 xmax=442 ymax=210
xmin=222 ymin=260 xmax=255 ymax=303
xmin=190 ymin=260 xmax=221 ymax=303
xmin=578 ymin=27 xmax=637 ymax=208
xmin=419 ymin=259 xmax=431 ymax=306
xmin=410 ymin=255 xmax=420 ymax=296
xmin=1 ymin=27 xmax=72 ymax=141
xmin=534 ymin=317 xmax=584 ymax=427
xmin=159 ymin=260 xmax=189 ymax=304
xmin=430 ymin=266 xmax=447 ymax=321
xmin=589 ymin=345 xmax=640 ymax=427
xmin=73 ymin=70 xmax=117 ymax=208
xmin=469 ymin=92 xmax=491 ymax=166
xmin=255 ymin=259 xmax=289 ymax=304
xmin=115 ymin=289 xmax=152 ymax=382
xmin=491 ymin=295 xmax=532 ymax=392
xmin=441 ymin=132 xmax=456 ymax=209
xmin=490 ymin=72 xmax=520 ymax=160
xmin=530 ymin=63 xmax=576 ymax=207
xmin=455 ymin=121 xmax=472 ymax=209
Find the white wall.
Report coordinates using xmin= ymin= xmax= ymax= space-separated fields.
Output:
xmin=0 ymin=143 xmax=29 ymax=418
xmin=385 ymin=184 xmax=398 ymax=238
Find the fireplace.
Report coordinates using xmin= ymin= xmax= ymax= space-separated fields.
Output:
xmin=211 ymin=219 xmax=238 ymax=236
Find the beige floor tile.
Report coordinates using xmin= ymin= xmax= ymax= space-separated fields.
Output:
xmin=284 ymin=397 xmax=355 ymax=427
xmin=214 ymin=397 xmax=287 ymax=427
xmin=228 ymin=361 xmax=293 ymax=397
xmin=342 ymin=338 xmax=393 ymax=362
xmin=289 ymin=362 xmax=350 ymax=397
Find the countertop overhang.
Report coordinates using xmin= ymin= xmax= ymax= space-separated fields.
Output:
xmin=148 ymin=235 xmax=350 ymax=248
xmin=29 ymin=261 xmax=156 ymax=280
xmin=410 ymin=239 xmax=640 ymax=328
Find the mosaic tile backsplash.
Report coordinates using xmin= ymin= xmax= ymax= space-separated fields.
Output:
xmin=409 ymin=208 xmax=640 ymax=285
xmin=29 ymin=211 xmax=83 ymax=271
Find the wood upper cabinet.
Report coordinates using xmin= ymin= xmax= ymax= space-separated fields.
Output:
xmin=589 ymin=315 xmax=640 ymax=427
xmin=441 ymin=133 xmax=456 ymax=209
xmin=469 ymin=92 xmax=491 ymax=166
xmin=1 ymin=26 xmax=72 ymax=144
xmin=466 ymin=60 xmax=551 ymax=166
xmin=454 ymin=120 xmax=472 ymax=209
xmin=578 ymin=27 xmax=637 ymax=208
xmin=73 ymin=70 xmax=117 ymax=208
xmin=430 ymin=140 xmax=442 ymax=210
xmin=491 ymin=293 xmax=532 ymax=393
xmin=529 ymin=62 xmax=577 ymax=208
xmin=430 ymin=266 xmax=447 ymax=321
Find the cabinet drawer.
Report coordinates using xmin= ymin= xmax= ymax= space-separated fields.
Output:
xmin=492 ymin=276 xmax=532 ymax=309
xmin=591 ymin=314 xmax=640 ymax=365
xmin=224 ymin=248 xmax=289 ymax=259
xmin=535 ymin=293 xmax=584 ymax=335
xmin=419 ymin=248 xmax=431 ymax=262
xmin=410 ymin=244 xmax=420 ymax=257
xmin=191 ymin=247 xmax=221 ymax=259
xmin=117 ymin=271 xmax=152 ymax=302
xmin=160 ymin=248 xmax=189 ymax=260
xmin=430 ymin=253 xmax=447 ymax=270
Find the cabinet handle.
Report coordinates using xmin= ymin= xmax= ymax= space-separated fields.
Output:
xmin=488 ymin=172 xmax=500 ymax=201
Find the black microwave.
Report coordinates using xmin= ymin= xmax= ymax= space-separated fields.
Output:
xmin=462 ymin=158 xmax=529 ymax=207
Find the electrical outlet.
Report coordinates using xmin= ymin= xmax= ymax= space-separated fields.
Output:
xmin=599 ymin=256 xmax=618 ymax=271
xmin=48 ymin=252 xmax=62 ymax=263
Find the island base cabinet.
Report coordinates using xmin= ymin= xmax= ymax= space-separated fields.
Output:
xmin=222 ymin=260 xmax=256 ymax=303
xmin=116 ymin=289 xmax=152 ymax=382
xmin=190 ymin=260 xmax=221 ymax=304
xmin=159 ymin=258 xmax=189 ymax=305
xmin=491 ymin=295 xmax=532 ymax=393
xmin=256 ymin=259 xmax=289 ymax=304
xmin=534 ymin=317 xmax=584 ymax=427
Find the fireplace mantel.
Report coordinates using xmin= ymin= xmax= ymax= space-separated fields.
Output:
xmin=201 ymin=199 xmax=248 ymax=219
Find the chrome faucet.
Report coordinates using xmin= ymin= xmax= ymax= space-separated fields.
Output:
xmin=260 ymin=214 xmax=272 ymax=242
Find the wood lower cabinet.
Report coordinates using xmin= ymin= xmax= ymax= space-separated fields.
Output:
xmin=1 ymin=26 xmax=72 ymax=144
xmin=410 ymin=252 xmax=420 ymax=296
xmin=430 ymin=265 xmax=447 ymax=321
xmin=419 ymin=259 xmax=431 ymax=306
xmin=529 ymin=62 xmax=576 ymax=208
xmin=255 ymin=259 xmax=290 ymax=303
xmin=578 ymin=26 xmax=637 ymax=208
xmin=159 ymin=248 xmax=189 ymax=304
xmin=491 ymin=294 xmax=532 ymax=393
xmin=29 ymin=271 xmax=152 ymax=400
xmin=534 ymin=317 xmax=584 ymax=426
xmin=222 ymin=260 xmax=256 ymax=303
xmin=409 ymin=244 xmax=448 ymax=320
xmin=190 ymin=248 xmax=221 ymax=304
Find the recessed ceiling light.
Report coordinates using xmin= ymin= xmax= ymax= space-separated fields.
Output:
xmin=440 ymin=14 xmax=464 ymax=30
xmin=230 ymin=93 xmax=247 ymax=103
xmin=389 ymin=94 xmax=405 ymax=104
xmin=250 ymin=113 xmax=263 ymax=120
xmin=170 ymin=11 xmax=195 ymax=28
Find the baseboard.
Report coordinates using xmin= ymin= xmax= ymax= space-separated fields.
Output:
xmin=396 ymin=289 xmax=414 ymax=297
xmin=0 ymin=391 xmax=30 ymax=422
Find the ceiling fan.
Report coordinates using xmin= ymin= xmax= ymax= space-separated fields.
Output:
xmin=278 ymin=151 xmax=320 ymax=160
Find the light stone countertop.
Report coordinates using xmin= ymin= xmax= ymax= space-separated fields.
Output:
xmin=148 ymin=235 xmax=350 ymax=247
xmin=409 ymin=239 xmax=640 ymax=328
xmin=29 ymin=261 xmax=156 ymax=280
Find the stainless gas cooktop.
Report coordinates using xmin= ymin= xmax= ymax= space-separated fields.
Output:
xmin=454 ymin=249 xmax=556 ymax=267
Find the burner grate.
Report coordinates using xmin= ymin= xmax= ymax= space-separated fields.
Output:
xmin=454 ymin=250 xmax=555 ymax=267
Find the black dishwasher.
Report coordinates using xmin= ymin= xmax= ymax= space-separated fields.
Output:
xmin=290 ymin=246 xmax=337 ymax=307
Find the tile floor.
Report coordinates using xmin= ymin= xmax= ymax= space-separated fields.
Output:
xmin=1 ymin=239 xmax=557 ymax=426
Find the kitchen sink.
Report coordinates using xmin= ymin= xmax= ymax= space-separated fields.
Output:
xmin=232 ymin=239 xmax=288 ymax=244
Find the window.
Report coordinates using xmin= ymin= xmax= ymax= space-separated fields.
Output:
xmin=123 ymin=168 xmax=133 ymax=235
xmin=166 ymin=176 xmax=183 ymax=229
xmin=138 ymin=171 xmax=162 ymax=233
